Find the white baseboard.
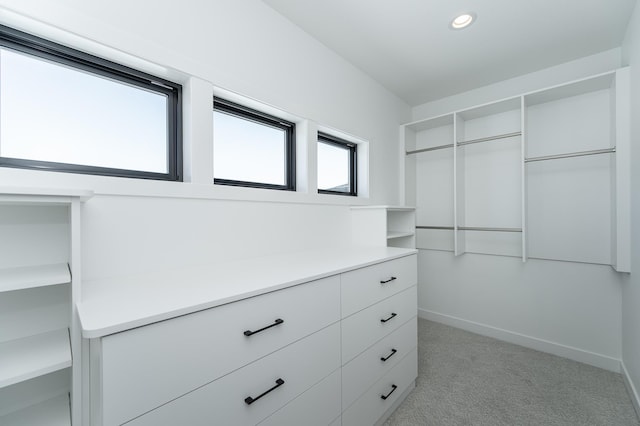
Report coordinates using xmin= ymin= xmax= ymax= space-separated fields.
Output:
xmin=419 ymin=308 xmax=622 ymax=373
xmin=622 ymin=362 xmax=640 ymax=421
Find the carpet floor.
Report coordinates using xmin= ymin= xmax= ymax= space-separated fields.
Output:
xmin=384 ymin=319 xmax=640 ymax=426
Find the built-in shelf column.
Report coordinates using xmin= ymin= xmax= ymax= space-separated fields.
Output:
xmin=0 ymin=187 xmax=92 ymax=425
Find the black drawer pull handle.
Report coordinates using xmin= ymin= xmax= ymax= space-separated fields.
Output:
xmin=245 ymin=378 xmax=285 ymax=405
xmin=380 ymin=277 xmax=397 ymax=284
xmin=380 ymin=348 xmax=397 ymax=362
xmin=381 ymin=384 xmax=398 ymax=400
xmin=244 ymin=318 xmax=284 ymax=337
xmin=380 ymin=313 xmax=397 ymax=323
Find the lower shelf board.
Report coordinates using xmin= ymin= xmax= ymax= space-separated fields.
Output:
xmin=0 ymin=393 xmax=70 ymax=426
xmin=0 ymin=329 xmax=71 ymax=389
xmin=387 ymin=231 xmax=415 ymax=240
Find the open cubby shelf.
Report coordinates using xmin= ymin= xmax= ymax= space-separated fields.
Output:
xmin=0 ymin=188 xmax=91 ymax=425
xmin=0 ymin=329 xmax=71 ymax=389
xmin=0 ymin=263 xmax=70 ymax=293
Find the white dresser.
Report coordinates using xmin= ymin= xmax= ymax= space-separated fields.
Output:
xmin=79 ymin=248 xmax=417 ymax=426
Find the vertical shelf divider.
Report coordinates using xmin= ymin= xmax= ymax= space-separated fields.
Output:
xmin=613 ymin=68 xmax=631 ymax=272
xmin=521 ymin=95 xmax=528 ymax=262
xmin=69 ymin=199 xmax=82 ymax=425
xmin=453 ymin=113 xmax=465 ymax=256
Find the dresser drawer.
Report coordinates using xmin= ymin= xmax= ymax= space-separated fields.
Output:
xmin=258 ymin=369 xmax=341 ymax=426
xmin=341 ymin=286 xmax=417 ymax=363
xmin=100 ymin=276 xmax=340 ymax=426
xmin=341 ymin=255 xmax=416 ymax=317
xmin=127 ymin=323 xmax=341 ymax=426
xmin=342 ymin=348 xmax=418 ymax=426
xmin=342 ymin=316 xmax=417 ymax=409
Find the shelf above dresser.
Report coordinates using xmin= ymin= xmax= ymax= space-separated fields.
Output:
xmin=0 ymin=263 xmax=70 ymax=293
xmin=0 ymin=394 xmax=70 ymax=426
xmin=0 ymin=329 xmax=71 ymax=389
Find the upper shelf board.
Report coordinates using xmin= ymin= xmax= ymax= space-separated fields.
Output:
xmin=457 ymin=96 xmax=522 ymax=121
xmin=404 ymin=113 xmax=454 ymax=132
xmin=525 ymin=72 xmax=615 ymax=107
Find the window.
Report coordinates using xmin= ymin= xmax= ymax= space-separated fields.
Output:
xmin=213 ymin=97 xmax=295 ymax=190
xmin=317 ymin=132 xmax=357 ymax=196
xmin=0 ymin=25 xmax=182 ymax=180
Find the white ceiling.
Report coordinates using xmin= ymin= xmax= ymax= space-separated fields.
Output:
xmin=263 ymin=0 xmax=637 ymax=106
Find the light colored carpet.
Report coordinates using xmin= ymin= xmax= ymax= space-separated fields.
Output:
xmin=385 ymin=319 xmax=640 ymax=426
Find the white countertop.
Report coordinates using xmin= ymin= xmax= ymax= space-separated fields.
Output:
xmin=77 ymin=247 xmax=417 ymax=338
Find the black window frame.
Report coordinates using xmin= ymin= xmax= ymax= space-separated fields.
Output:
xmin=213 ymin=97 xmax=296 ymax=191
xmin=317 ymin=132 xmax=357 ymax=196
xmin=0 ymin=24 xmax=183 ymax=181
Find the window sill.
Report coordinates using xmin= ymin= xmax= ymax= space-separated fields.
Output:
xmin=0 ymin=167 xmax=370 ymax=206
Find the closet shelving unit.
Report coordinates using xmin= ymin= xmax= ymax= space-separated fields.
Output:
xmin=403 ymin=114 xmax=455 ymax=252
xmin=0 ymin=187 xmax=92 ymax=425
xmin=523 ymin=70 xmax=630 ymax=271
xmin=402 ymin=68 xmax=630 ymax=272
xmin=454 ymin=97 xmax=524 ymax=259
xmin=351 ymin=205 xmax=416 ymax=248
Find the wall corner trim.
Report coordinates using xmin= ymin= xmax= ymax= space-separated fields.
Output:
xmin=622 ymin=362 xmax=640 ymax=421
xmin=418 ymin=308 xmax=622 ymax=373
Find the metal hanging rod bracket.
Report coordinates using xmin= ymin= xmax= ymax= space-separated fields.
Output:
xmin=406 ymin=143 xmax=454 ymax=155
xmin=457 ymin=131 xmax=522 ymax=147
xmin=525 ymin=147 xmax=616 ymax=163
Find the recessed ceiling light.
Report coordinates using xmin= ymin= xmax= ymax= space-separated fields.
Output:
xmin=450 ymin=13 xmax=476 ymax=30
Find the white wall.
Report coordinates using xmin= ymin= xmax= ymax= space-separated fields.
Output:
xmin=622 ymin=1 xmax=640 ymax=414
xmin=411 ymin=51 xmax=626 ymax=372
xmin=0 ymin=1 xmax=410 ymax=285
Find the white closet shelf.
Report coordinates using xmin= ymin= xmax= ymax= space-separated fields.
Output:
xmin=0 ymin=329 xmax=71 ymax=389
xmin=387 ymin=231 xmax=415 ymax=240
xmin=404 ymin=112 xmax=453 ymax=132
xmin=0 ymin=393 xmax=70 ymax=426
xmin=524 ymin=71 xmax=615 ymax=106
xmin=0 ymin=263 xmax=70 ymax=293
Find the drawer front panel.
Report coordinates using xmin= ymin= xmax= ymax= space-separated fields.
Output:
xmin=127 ymin=323 xmax=341 ymax=426
xmin=342 ymin=348 xmax=418 ymax=426
xmin=341 ymin=286 xmax=417 ymax=363
xmin=342 ymin=316 xmax=417 ymax=409
xmin=257 ymin=368 xmax=341 ymax=426
xmin=102 ymin=276 xmax=340 ymax=426
xmin=341 ymin=255 xmax=417 ymax=317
